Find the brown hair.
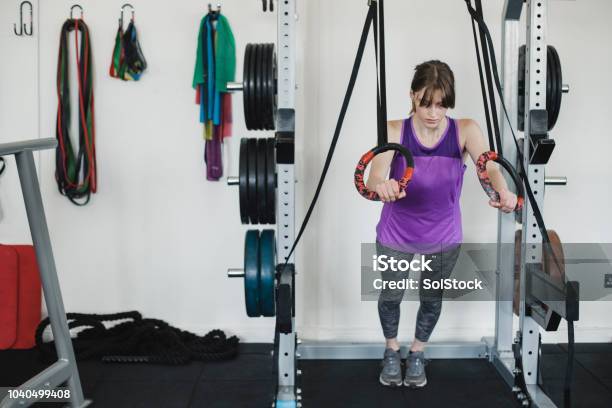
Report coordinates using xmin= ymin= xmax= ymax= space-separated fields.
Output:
xmin=410 ymin=60 xmax=455 ymax=113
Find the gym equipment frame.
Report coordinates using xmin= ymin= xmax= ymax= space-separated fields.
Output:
xmin=0 ymin=139 xmax=90 ymax=408
xmin=295 ymin=2 xmax=575 ymax=408
xmin=273 ymin=0 xmax=298 ymax=406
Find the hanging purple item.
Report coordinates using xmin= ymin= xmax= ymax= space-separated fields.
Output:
xmin=205 ymin=126 xmax=223 ymax=181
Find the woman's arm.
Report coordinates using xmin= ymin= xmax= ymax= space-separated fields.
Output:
xmin=365 ymin=120 xmax=404 ymax=202
xmin=462 ymin=119 xmax=518 ymax=213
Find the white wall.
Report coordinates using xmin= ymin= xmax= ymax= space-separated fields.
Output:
xmin=0 ymin=0 xmax=39 ymax=242
xmin=0 ymin=0 xmax=611 ymax=344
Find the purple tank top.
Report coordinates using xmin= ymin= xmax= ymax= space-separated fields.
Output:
xmin=376 ymin=116 xmax=466 ymax=254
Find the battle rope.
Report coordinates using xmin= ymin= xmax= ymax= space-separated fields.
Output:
xmin=465 ymin=1 xmax=575 ymax=405
xmin=56 ymin=17 xmax=97 ymax=206
xmin=35 ymin=311 xmax=239 ymax=365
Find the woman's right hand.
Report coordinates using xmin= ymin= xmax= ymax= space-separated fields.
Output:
xmin=375 ymin=179 xmax=407 ymax=202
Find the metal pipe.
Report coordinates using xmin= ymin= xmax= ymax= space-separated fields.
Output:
xmin=0 ymin=138 xmax=57 ymax=156
xmin=227 ymin=268 xmax=245 ymax=278
xmin=544 ymin=176 xmax=567 ymax=186
xmin=15 ymin=150 xmax=87 ymax=406
xmin=226 ymin=82 xmax=243 ymax=92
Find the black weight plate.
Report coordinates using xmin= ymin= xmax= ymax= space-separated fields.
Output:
xmin=262 ymin=44 xmax=273 ymax=130
xmin=554 ymin=46 xmax=563 ymax=128
xmin=260 ymin=44 xmax=269 ymax=130
xmin=251 ymin=44 xmax=261 ymax=130
xmin=269 ymin=44 xmax=278 ymax=130
xmin=244 ymin=230 xmax=261 ymax=317
xmin=239 ymin=138 xmax=249 ymax=224
xmin=261 ymin=44 xmax=271 ymax=130
xmin=257 ymin=138 xmax=267 ymax=224
xmin=248 ymin=44 xmax=258 ymax=130
xmin=243 ymin=44 xmax=253 ymax=130
xmin=255 ymin=43 xmax=265 ymax=130
xmin=272 ymin=44 xmax=278 ymax=124
xmin=247 ymin=44 xmax=258 ymax=130
xmin=266 ymin=137 xmax=276 ymax=224
xmin=547 ymin=46 xmax=555 ymax=130
xmin=548 ymin=46 xmax=562 ymax=131
xmin=250 ymin=43 xmax=260 ymax=130
xmin=517 ymin=45 xmax=526 ymax=132
xmin=259 ymin=44 xmax=267 ymax=130
xmin=247 ymin=138 xmax=258 ymax=224
xmin=266 ymin=44 xmax=277 ymax=130
xmin=251 ymin=44 xmax=260 ymax=130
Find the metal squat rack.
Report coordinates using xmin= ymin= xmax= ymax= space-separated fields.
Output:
xmin=296 ymin=2 xmax=573 ymax=408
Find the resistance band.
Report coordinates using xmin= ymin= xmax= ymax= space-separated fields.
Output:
xmin=109 ymin=15 xmax=147 ymax=81
xmin=56 ymin=17 xmax=97 ymax=206
xmin=465 ymin=1 xmax=575 ymax=405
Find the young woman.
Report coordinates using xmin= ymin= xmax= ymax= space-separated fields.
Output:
xmin=366 ymin=60 xmax=517 ymax=388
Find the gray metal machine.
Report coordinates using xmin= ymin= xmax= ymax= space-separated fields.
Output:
xmin=0 ymin=139 xmax=89 ymax=408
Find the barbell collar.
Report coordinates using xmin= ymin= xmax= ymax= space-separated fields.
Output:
xmin=562 ymin=84 xmax=570 ymax=94
xmin=227 ymin=81 xmax=244 ymax=92
xmin=227 ymin=176 xmax=239 ymax=186
xmin=227 ymin=268 xmax=245 ymax=278
xmin=544 ymin=176 xmax=567 ymax=186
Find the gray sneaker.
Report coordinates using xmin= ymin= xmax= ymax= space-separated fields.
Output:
xmin=379 ymin=348 xmax=402 ymax=387
xmin=404 ymin=351 xmax=427 ymax=388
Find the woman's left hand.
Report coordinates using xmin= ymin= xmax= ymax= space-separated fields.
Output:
xmin=489 ymin=188 xmax=518 ymax=213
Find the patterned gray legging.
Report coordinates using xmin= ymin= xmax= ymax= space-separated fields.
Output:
xmin=377 ymin=241 xmax=461 ymax=342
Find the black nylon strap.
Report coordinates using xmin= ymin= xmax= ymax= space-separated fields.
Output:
xmin=282 ymin=3 xmax=376 ymax=267
xmin=373 ymin=5 xmax=382 ymax=147
xmin=469 ymin=8 xmax=495 ymax=151
xmin=378 ymin=0 xmax=388 ymax=147
xmin=474 ymin=0 xmax=503 ymax=156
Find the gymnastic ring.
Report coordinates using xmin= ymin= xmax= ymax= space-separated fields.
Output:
xmin=354 ymin=143 xmax=414 ymax=201
xmin=476 ymin=151 xmax=524 ymax=211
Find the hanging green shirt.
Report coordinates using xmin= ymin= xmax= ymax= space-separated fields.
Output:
xmin=193 ymin=14 xmax=236 ymax=93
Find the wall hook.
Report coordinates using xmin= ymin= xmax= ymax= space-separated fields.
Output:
xmin=262 ymin=0 xmax=274 ymax=12
xmin=14 ymin=1 xmax=33 ymax=36
xmin=70 ymin=4 xmax=83 ymax=20
xmin=208 ymin=3 xmax=221 ymax=14
xmin=120 ymin=3 xmax=135 ymax=27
